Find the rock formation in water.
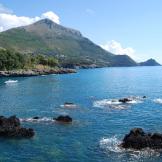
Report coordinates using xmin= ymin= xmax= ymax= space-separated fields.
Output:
xmin=54 ymin=115 xmax=72 ymax=123
xmin=0 ymin=115 xmax=35 ymax=138
xmin=121 ymin=128 xmax=162 ymax=150
xmin=118 ymin=98 xmax=132 ymax=103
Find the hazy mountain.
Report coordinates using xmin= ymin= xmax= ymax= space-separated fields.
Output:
xmin=139 ymin=59 xmax=161 ymax=66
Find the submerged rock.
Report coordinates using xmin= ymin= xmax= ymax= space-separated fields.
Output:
xmin=54 ymin=115 xmax=72 ymax=123
xmin=63 ymin=102 xmax=77 ymax=108
xmin=119 ymin=98 xmax=132 ymax=103
xmin=121 ymin=128 xmax=162 ymax=150
xmin=32 ymin=116 xmax=40 ymax=120
xmin=0 ymin=115 xmax=34 ymax=138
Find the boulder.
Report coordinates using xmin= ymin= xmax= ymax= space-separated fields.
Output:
xmin=54 ymin=115 xmax=72 ymax=123
xmin=121 ymin=128 xmax=162 ymax=150
xmin=0 ymin=115 xmax=35 ymax=138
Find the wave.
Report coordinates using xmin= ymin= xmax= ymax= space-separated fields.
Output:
xmin=99 ymin=136 xmax=160 ymax=160
xmin=60 ymin=103 xmax=77 ymax=109
xmin=93 ymin=96 xmax=144 ymax=109
xmin=5 ymin=80 xmax=18 ymax=84
xmin=100 ymin=136 xmax=122 ymax=153
xmin=20 ymin=117 xmax=55 ymax=123
xmin=153 ymin=98 xmax=162 ymax=104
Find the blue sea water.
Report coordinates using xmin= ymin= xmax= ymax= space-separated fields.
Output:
xmin=0 ymin=66 xmax=162 ymax=162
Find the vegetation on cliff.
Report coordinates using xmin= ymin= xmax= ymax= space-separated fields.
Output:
xmin=0 ymin=48 xmax=59 ymax=70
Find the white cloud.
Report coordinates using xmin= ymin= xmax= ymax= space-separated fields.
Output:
xmin=101 ymin=40 xmax=136 ymax=59
xmin=0 ymin=4 xmax=60 ymax=32
xmin=41 ymin=11 xmax=60 ymax=24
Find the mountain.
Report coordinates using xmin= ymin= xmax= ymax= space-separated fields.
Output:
xmin=112 ymin=55 xmax=137 ymax=67
xmin=139 ymin=59 xmax=161 ymax=66
xmin=0 ymin=19 xmax=137 ymax=67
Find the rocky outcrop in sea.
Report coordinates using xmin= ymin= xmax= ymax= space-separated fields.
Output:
xmin=121 ymin=128 xmax=162 ymax=150
xmin=0 ymin=115 xmax=34 ymax=138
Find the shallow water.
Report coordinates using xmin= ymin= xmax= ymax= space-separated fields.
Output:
xmin=1 ymin=66 xmax=162 ymax=162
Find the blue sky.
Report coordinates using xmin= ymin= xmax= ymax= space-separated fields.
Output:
xmin=0 ymin=0 xmax=162 ymax=63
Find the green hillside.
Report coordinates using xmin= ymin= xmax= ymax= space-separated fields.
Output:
xmin=0 ymin=18 xmax=137 ymax=67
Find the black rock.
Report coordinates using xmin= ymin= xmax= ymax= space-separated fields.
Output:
xmin=119 ymin=98 xmax=132 ymax=103
xmin=121 ymin=128 xmax=162 ymax=150
xmin=143 ymin=96 xmax=147 ymax=98
xmin=0 ymin=115 xmax=35 ymax=138
xmin=64 ymin=102 xmax=74 ymax=105
xmin=54 ymin=115 xmax=72 ymax=123
xmin=33 ymin=117 xmax=40 ymax=120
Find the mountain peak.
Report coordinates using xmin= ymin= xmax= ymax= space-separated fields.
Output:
xmin=25 ymin=18 xmax=82 ymax=37
xmin=34 ymin=18 xmax=59 ymax=29
xmin=38 ymin=18 xmax=56 ymax=24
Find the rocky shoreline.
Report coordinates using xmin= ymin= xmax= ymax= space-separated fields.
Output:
xmin=0 ymin=68 xmax=76 ymax=77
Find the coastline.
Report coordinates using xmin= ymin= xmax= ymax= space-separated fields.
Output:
xmin=0 ymin=65 xmax=161 ymax=77
xmin=0 ymin=68 xmax=76 ymax=77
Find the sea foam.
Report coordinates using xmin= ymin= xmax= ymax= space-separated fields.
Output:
xmin=20 ymin=117 xmax=55 ymax=123
xmin=100 ymin=136 xmax=122 ymax=153
xmin=153 ymin=98 xmax=162 ymax=104
xmin=93 ymin=96 xmax=143 ymax=109
xmin=5 ymin=80 xmax=18 ymax=84
xmin=99 ymin=136 xmax=160 ymax=160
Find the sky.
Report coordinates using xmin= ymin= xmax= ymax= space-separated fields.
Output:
xmin=0 ymin=0 xmax=161 ymax=63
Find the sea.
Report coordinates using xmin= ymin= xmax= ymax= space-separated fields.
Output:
xmin=0 ymin=66 xmax=162 ymax=162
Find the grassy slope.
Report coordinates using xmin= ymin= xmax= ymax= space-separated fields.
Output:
xmin=0 ymin=19 xmax=137 ymax=67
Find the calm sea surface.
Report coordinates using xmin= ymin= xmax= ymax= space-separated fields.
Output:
xmin=0 ymin=66 xmax=162 ymax=162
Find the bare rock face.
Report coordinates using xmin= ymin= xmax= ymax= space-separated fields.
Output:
xmin=121 ymin=128 xmax=162 ymax=150
xmin=0 ymin=116 xmax=35 ymax=138
xmin=54 ymin=115 xmax=72 ymax=123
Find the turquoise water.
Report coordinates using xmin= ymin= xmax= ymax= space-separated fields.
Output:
xmin=0 ymin=67 xmax=162 ymax=161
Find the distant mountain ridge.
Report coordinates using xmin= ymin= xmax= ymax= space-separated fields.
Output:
xmin=139 ymin=59 xmax=161 ymax=66
xmin=0 ymin=18 xmax=159 ymax=68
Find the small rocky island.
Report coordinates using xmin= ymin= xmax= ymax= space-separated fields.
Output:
xmin=121 ymin=128 xmax=162 ymax=150
xmin=0 ymin=115 xmax=34 ymax=138
xmin=54 ymin=115 xmax=72 ymax=123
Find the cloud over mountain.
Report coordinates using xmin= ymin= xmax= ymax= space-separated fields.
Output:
xmin=0 ymin=4 xmax=60 ymax=32
xmin=101 ymin=40 xmax=136 ymax=59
